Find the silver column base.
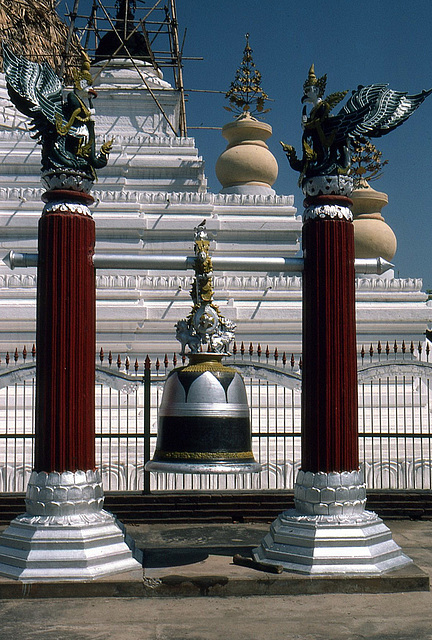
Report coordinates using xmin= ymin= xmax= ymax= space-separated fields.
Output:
xmin=0 ymin=470 xmax=143 ymax=582
xmin=253 ymin=470 xmax=412 ymax=575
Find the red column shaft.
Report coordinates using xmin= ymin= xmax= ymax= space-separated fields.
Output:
xmin=301 ymin=216 xmax=358 ymax=473
xmin=34 ymin=201 xmax=96 ymax=473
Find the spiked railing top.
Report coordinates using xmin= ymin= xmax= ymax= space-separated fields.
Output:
xmin=3 ymin=340 xmax=429 ymax=373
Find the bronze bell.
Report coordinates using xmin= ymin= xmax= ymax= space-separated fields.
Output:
xmin=146 ymin=221 xmax=261 ymax=474
xmin=146 ymin=353 xmax=261 ymax=473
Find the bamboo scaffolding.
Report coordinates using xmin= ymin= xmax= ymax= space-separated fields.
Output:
xmin=0 ymin=0 xmax=83 ymax=82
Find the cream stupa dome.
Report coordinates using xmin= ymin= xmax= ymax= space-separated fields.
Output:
xmin=215 ymin=34 xmax=278 ymax=195
xmin=351 ymin=181 xmax=397 ymax=262
xmin=216 ymin=112 xmax=278 ymax=195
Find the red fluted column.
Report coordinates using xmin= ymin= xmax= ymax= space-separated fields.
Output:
xmin=254 ymin=184 xmax=412 ymax=575
xmin=34 ymin=191 xmax=96 ymax=473
xmin=0 ymin=191 xmax=143 ymax=582
xmin=301 ymin=194 xmax=359 ymax=473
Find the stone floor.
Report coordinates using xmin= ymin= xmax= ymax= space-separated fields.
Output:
xmin=0 ymin=519 xmax=431 ymax=639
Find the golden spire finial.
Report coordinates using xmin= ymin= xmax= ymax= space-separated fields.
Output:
xmin=303 ymin=64 xmax=318 ymax=91
xmin=224 ymin=34 xmax=270 ymax=118
xmin=303 ymin=64 xmax=327 ymax=98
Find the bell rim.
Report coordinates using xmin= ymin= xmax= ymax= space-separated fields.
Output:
xmin=145 ymin=460 xmax=262 ymax=474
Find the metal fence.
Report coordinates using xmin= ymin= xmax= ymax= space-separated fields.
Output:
xmin=0 ymin=341 xmax=432 ymax=493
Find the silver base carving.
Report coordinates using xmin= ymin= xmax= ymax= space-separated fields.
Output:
xmin=294 ymin=470 xmax=366 ymax=516
xmin=0 ymin=470 xmax=142 ymax=582
xmin=253 ymin=469 xmax=412 ymax=575
xmin=302 ymin=174 xmax=354 ymax=197
xmin=41 ymin=170 xmax=94 ymax=193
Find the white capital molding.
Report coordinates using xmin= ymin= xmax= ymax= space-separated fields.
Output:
xmin=43 ymin=201 xmax=92 ymax=216
xmin=90 ymin=190 xmax=296 ymax=207
xmin=213 ymin=193 xmax=295 ymax=207
xmin=96 ymin=133 xmax=197 ymax=148
xmin=0 ymin=187 xmax=43 ymax=202
xmin=0 ymin=129 xmax=31 ymax=140
xmin=356 ymin=277 xmax=423 ymax=291
xmin=303 ymin=203 xmax=353 ymax=221
xmin=0 ymin=273 xmax=425 ymax=295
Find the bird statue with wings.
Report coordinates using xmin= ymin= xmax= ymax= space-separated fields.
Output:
xmin=283 ymin=64 xmax=431 ymax=188
xmin=2 ymin=43 xmax=112 ymax=192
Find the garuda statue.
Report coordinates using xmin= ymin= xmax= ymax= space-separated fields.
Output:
xmin=283 ymin=64 xmax=431 ymax=186
xmin=2 ymin=43 xmax=112 ymax=192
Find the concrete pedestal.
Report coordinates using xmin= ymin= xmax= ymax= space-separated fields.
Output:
xmin=0 ymin=516 xmax=140 ymax=582
xmin=253 ymin=470 xmax=411 ymax=574
xmin=0 ymin=470 xmax=142 ymax=582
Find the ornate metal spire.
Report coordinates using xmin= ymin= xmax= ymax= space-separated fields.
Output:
xmin=224 ymin=33 xmax=270 ymax=118
xmin=175 ymin=223 xmax=236 ymax=355
xmin=349 ymin=136 xmax=388 ymax=186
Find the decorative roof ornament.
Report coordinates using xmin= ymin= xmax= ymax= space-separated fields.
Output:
xmin=224 ymin=33 xmax=270 ymax=118
xmin=2 ymin=43 xmax=112 ymax=192
xmin=282 ymin=64 xmax=431 ymax=188
xmin=175 ymin=222 xmax=236 ymax=356
xmin=303 ymin=64 xmax=327 ymax=100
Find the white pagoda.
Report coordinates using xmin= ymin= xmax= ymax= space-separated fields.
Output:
xmin=0 ymin=7 xmax=430 ymax=360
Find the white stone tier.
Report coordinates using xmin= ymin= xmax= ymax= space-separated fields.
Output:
xmin=0 ymin=57 xmax=430 ymax=358
xmin=0 ymin=270 xmax=429 ymax=357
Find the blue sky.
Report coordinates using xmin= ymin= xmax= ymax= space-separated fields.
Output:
xmin=64 ymin=0 xmax=432 ymax=289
